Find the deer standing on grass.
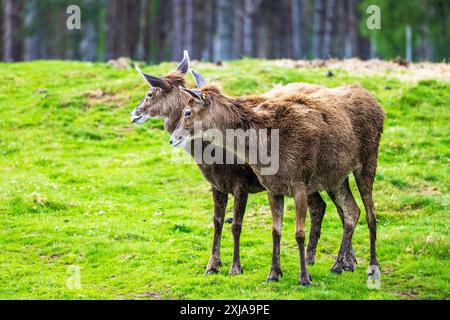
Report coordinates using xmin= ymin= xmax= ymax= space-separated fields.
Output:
xmin=171 ymin=71 xmax=384 ymax=285
xmin=130 ymin=52 xmax=340 ymax=278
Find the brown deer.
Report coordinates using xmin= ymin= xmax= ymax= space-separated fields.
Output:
xmin=130 ymin=53 xmax=336 ymax=279
xmin=171 ymin=71 xmax=384 ymax=285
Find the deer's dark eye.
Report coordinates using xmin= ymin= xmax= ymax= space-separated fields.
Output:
xmin=184 ymin=109 xmax=192 ymax=119
xmin=147 ymin=92 xmax=153 ymax=98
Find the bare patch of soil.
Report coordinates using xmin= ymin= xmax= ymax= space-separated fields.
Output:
xmin=267 ymin=58 xmax=450 ymax=82
xmin=397 ymin=290 xmax=419 ymax=300
xmin=85 ymin=90 xmax=124 ymax=108
xmin=135 ymin=291 xmax=162 ymax=299
xmin=107 ymin=57 xmax=133 ymax=70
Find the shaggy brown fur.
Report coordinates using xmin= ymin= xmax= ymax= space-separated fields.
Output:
xmin=132 ymin=64 xmax=262 ymax=275
xmin=132 ymin=62 xmax=336 ymax=277
xmin=174 ymin=81 xmax=384 ymax=285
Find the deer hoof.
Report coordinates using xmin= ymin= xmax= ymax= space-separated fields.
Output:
xmin=330 ymin=261 xmax=344 ymax=274
xmin=299 ymin=273 xmax=312 ymax=286
xmin=267 ymin=267 xmax=283 ymax=282
xmin=205 ymin=268 xmax=219 ymax=275
xmin=343 ymin=262 xmax=355 ymax=272
xmin=229 ymin=264 xmax=243 ymax=276
xmin=205 ymin=258 xmax=222 ymax=275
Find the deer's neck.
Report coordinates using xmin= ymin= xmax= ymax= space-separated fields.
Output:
xmin=206 ymin=97 xmax=272 ymax=164
xmin=213 ymin=96 xmax=266 ymax=132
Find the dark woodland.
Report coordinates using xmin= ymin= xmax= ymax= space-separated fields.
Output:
xmin=1 ymin=0 xmax=449 ymax=63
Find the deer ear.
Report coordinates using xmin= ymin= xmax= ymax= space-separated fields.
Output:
xmin=180 ymin=86 xmax=201 ymax=100
xmin=135 ymin=64 xmax=171 ymax=91
xmin=177 ymin=50 xmax=190 ymax=75
xmin=180 ymin=86 xmax=207 ymax=105
xmin=192 ymin=70 xmax=208 ymax=88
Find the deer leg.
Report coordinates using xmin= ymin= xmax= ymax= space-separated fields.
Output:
xmin=229 ymin=190 xmax=248 ymax=275
xmin=294 ymin=183 xmax=311 ymax=286
xmin=354 ymin=166 xmax=380 ymax=269
xmin=206 ymin=187 xmax=228 ymax=275
xmin=328 ymin=178 xmax=360 ymax=274
xmin=306 ymin=192 xmax=326 ymax=265
xmin=267 ymin=192 xmax=284 ymax=282
xmin=327 ymin=193 xmax=358 ymax=268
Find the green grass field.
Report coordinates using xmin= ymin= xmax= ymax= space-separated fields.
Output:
xmin=0 ymin=60 xmax=448 ymax=300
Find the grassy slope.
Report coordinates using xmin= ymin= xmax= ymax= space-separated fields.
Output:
xmin=0 ymin=60 xmax=448 ymax=300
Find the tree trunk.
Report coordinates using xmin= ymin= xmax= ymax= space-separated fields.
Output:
xmin=105 ymin=0 xmax=118 ymax=59
xmin=156 ymin=0 xmax=170 ymax=62
xmin=270 ymin=0 xmax=285 ymax=58
xmin=405 ymin=25 xmax=412 ymax=62
xmin=214 ymin=0 xmax=232 ymax=61
xmin=344 ymin=0 xmax=358 ymax=58
xmin=419 ymin=18 xmax=433 ymax=61
xmin=127 ymin=0 xmax=142 ymax=59
xmin=336 ymin=0 xmax=346 ymax=58
xmin=0 ymin=0 xmax=3 ymax=59
xmin=171 ymin=0 xmax=183 ymax=60
xmin=312 ymin=0 xmax=324 ymax=59
xmin=266 ymin=0 xmax=276 ymax=58
xmin=116 ymin=0 xmax=128 ymax=57
xmin=369 ymin=32 xmax=377 ymax=59
xmin=17 ymin=0 xmax=25 ymax=60
xmin=232 ymin=0 xmax=243 ymax=59
xmin=24 ymin=0 xmax=41 ymax=61
xmin=291 ymin=0 xmax=303 ymax=59
xmin=117 ymin=0 xmax=129 ymax=57
xmin=242 ymin=0 xmax=252 ymax=57
xmin=253 ymin=0 xmax=265 ymax=58
xmin=80 ymin=21 xmax=97 ymax=61
xmin=142 ymin=0 xmax=152 ymax=62
xmin=282 ymin=0 xmax=292 ymax=59
xmin=80 ymin=0 xmax=98 ymax=61
xmin=3 ymin=0 xmax=24 ymax=62
xmin=322 ymin=0 xmax=335 ymax=59
xmin=184 ymin=0 xmax=194 ymax=58
xmin=3 ymin=0 xmax=13 ymax=60
xmin=242 ymin=0 xmax=261 ymax=57
xmin=105 ymin=0 xmax=141 ymax=59
xmin=301 ymin=0 xmax=312 ymax=58
xmin=202 ymin=0 xmax=215 ymax=61
xmin=440 ymin=1 xmax=449 ymax=60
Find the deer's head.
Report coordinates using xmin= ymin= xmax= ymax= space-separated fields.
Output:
xmin=170 ymin=70 xmax=224 ymax=148
xmin=130 ymin=51 xmax=190 ymax=128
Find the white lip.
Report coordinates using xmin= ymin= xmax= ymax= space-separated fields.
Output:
xmin=172 ymin=137 xmax=188 ymax=149
xmin=172 ymin=139 xmax=184 ymax=147
xmin=131 ymin=116 xmax=147 ymax=125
